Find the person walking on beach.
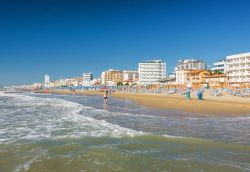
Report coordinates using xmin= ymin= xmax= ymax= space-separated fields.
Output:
xmin=103 ymin=90 xmax=108 ymax=104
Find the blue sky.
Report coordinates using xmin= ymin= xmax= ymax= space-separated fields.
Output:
xmin=0 ymin=0 xmax=250 ymax=85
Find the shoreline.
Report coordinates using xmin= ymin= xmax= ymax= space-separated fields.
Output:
xmin=36 ymin=89 xmax=250 ymax=117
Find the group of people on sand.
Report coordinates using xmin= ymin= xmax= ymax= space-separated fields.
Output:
xmin=103 ymin=89 xmax=112 ymax=104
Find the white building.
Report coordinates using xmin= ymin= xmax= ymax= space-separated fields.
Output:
xmin=82 ymin=72 xmax=93 ymax=86
xmin=123 ymin=70 xmax=139 ymax=82
xmin=101 ymin=72 xmax=106 ymax=85
xmin=211 ymin=59 xmax=226 ymax=74
xmin=66 ymin=78 xmax=78 ymax=87
xmin=226 ymin=52 xmax=250 ymax=84
xmin=59 ymin=79 xmax=67 ymax=86
xmin=138 ymin=60 xmax=166 ymax=85
xmin=83 ymin=72 xmax=93 ymax=81
xmin=45 ymin=75 xmax=50 ymax=83
xmin=175 ymin=70 xmax=189 ymax=85
xmin=175 ymin=59 xmax=206 ymax=71
xmin=44 ymin=75 xmax=50 ymax=88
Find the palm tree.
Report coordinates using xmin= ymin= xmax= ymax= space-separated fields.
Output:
xmin=124 ymin=82 xmax=130 ymax=87
xmin=124 ymin=82 xmax=130 ymax=91
xmin=116 ymin=82 xmax=123 ymax=90
xmin=131 ymin=83 xmax=137 ymax=87
xmin=117 ymin=82 xmax=123 ymax=87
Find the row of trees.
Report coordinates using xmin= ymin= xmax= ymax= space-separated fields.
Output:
xmin=116 ymin=82 xmax=137 ymax=87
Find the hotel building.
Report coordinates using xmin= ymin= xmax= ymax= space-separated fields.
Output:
xmin=226 ymin=52 xmax=250 ymax=84
xmin=176 ymin=70 xmax=210 ymax=87
xmin=44 ymin=74 xmax=50 ymax=88
xmin=175 ymin=59 xmax=207 ymax=86
xmin=65 ymin=78 xmax=78 ymax=87
xmin=138 ymin=60 xmax=166 ymax=85
xmin=205 ymin=74 xmax=228 ymax=88
xmin=83 ymin=72 xmax=93 ymax=81
xmin=82 ymin=72 xmax=93 ymax=86
xmin=175 ymin=59 xmax=207 ymax=71
xmin=123 ymin=70 xmax=139 ymax=83
xmin=211 ymin=59 xmax=226 ymax=74
xmin=175 ymin=70 xmax=189 ymax=85
xmin=44 ymin=75 xmax=50 ymax=83
xmin=101 ymin=69 xmax=123 ymax=85
xmin=186 ymin=70 xmax=210 ymax=86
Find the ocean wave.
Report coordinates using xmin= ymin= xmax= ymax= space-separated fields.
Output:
xmin=0 ymin=93 xmax=146 ymax=144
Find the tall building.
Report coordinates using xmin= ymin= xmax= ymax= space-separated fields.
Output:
xmin=226 ymin=52 xmax=250 ymax=84
xmin=44 ymin=75 xmax=50 ymax=83
xmin=101 ymin=69 xmax=123 ymax=85
xmin=138 ymin=60 xmax=166 ymax=85
xmin=44 ymin=75 xmax=50 ymax=88
xmin=83 ymin=72 xmax=93 ymax=81
xmin=175 ymin=59 xmax=207 ymax=71
xmin=123 ymin=70 xmax=139 ymax=82
xmin=211 ymin=59 xmax=226 ymax=74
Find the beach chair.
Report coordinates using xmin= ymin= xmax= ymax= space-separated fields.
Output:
xmin=234 ymin=92 xmax=241 ymax=96
xmin=216 ymin=89 xmax=223 ymax=96
xmin=241 ymin=92 xmax=250 ymax=98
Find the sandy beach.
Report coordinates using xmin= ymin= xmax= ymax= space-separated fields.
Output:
xmin=40 ymin=89 xmax=250 ymax=116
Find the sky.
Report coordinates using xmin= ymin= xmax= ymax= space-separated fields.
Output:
xmin=0 ymin=0 xmax=250 ymax=86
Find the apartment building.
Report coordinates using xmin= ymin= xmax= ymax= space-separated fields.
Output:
xmin=138 ymin=60 xmax=166 ymax=85
xmin=205 ymin=74 xmax=227 ymax=88
xmin=44 ymin=75 xmax=50 ymax=88
xmin=175 ymin=70 xmax=189 ymax=85
xmin=175 ymin=59 xmax=207 ymax=71
xmin=101 ymin=69 xmax=123 ymax=85
xmin=176 ymin=70 xmax=210 ymax=87
xmin=226 ymin=52 xmax=250 ymax=84
xmin=65 ymin=78 xmax=80 ymax=87
xmin=211 ymin=59 xmax=226 ymax=74
xmin=123 ymin=70 xmax=139 ymax=82
xmin=186 ymin=70 xmax=210 ymax=85
xmin=44 ymin=75 xmax=50 ymax=83
xmin=83 ymin=72 xmax=93 ymax=81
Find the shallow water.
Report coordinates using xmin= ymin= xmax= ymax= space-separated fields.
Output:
xmin=0 ymin=92 xmax=250 ymax=172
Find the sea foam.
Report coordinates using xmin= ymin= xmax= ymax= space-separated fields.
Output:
xmin=0 ymin=92 xmax=144 ymax=144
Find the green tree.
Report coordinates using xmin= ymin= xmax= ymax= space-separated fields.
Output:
xmin=124 ymin=82 xmax=130 ymax=87
xmin=131 ymin=83 xmax=137 ymax=87
xmin=116 ymin=82 xmax=123 ymax=90
xmin=117 ymin=82 xmax=123 ymax=87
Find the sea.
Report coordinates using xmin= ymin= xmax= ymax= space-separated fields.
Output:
xmin=0 ymin=91 xmax=250 ymax=172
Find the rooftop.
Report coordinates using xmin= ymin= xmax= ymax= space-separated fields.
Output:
xmin=205 ymin=74 xmax=226 ymax=78
xmin=177 ymin=59 xmax=205 ymax=63
xmin=188 ymin=70 xmax=207 ymax=74
xmin=140 ymin=60 xmax=165 ymax=63
xmin=226 ymin=52 xmax=250 ymax=59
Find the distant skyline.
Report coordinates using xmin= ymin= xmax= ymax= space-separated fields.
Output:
xmin=1 ymin=0 xmax=250 ymax=86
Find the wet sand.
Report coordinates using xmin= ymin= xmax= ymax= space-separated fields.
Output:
xmin=39 ymin=90 xmax=250 ymax=116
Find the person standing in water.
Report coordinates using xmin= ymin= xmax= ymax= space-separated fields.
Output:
xmin=103 ymin=90 xmax=108 ymax=104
